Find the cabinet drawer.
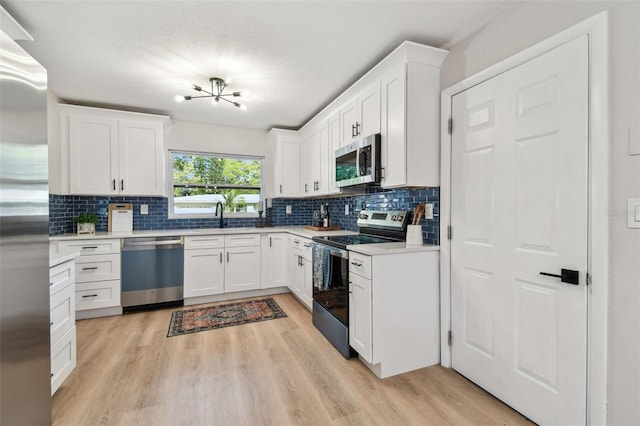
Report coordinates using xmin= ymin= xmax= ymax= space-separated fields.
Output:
xmin=225 ymin=234 xmax=260 ymax=248
xmin=51 ymin=325 xmax=76 ymax=395
xmin=49 ymin=259 xmax=75 ymax=296
xmin=50 ymin=284 xmax=75 ymax=343
xmin=185 ymin=235 xmax=225 ymax=250
xmin=349 ymin=252 xmax=371 ymax=279
xmin=57 ymin=238 xmax=121 ymax=256
xmin=75 ymin=254 xmax=120 ymax=283
xmin=76 ymin=280 xmax=120 ymax=310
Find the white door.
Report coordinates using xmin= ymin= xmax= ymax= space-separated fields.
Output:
xmin=349 ymin=272 xmax=372 ymax=363
xmin=263 ymin=234 xmax=287 ymax=289
xmin=450 ymin=35 xmax=588 ymax=425
xmin=183 ymin=249 xmax=224 ymax=297
xmin=357 ymin=81 xmax=381 ymax=138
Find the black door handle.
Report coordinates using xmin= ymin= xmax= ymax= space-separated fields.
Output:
xmin=540 ymin=269 xmax=579 ymax=285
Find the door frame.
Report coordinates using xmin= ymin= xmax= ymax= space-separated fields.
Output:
xmin=439 ymin=12 xmax=609 ymax=425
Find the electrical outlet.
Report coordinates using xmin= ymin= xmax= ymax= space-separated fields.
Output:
xmin=345 ymin=204 xmax=349 ymax=215
xmin=286 ymin=205 xmax=292 ymax=214
xmin=140 ymin=204 xmax=148 ymax=215
xmin=424 ymin=203 xmax=434 ymax=220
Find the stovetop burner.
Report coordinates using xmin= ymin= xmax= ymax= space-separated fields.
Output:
xmin=312 ymin=209 xmax=409 ymax=250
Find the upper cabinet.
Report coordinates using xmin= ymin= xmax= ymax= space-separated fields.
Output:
xmin=269 ymin=129 xmax=302 ymax=197
xmin=61 ymin=105 xmax=170 ymax=196
xmin=339 ymin=82 xmax=381 ymax=147
xmin=269 ymin=41 xmax=447 ymax=198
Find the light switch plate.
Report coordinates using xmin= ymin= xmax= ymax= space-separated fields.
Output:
xmin=628 ymin=199 xmax=640 ymax=228
xmin=345 ymin=204 xmax=349 ymax=215
xmin=286 ymin=205 xmax=292 ymax=214
xmin=140 ymin=204 xmax=148 ymax=215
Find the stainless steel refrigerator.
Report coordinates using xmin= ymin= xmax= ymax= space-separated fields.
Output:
xmin=0 ymin=15 xmax=52 ymax=425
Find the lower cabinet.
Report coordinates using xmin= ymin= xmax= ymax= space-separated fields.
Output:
xmin=348 ymin=250 xmax=440 ymax=378
xmin=287 ymin=236 xmax=313 ymax=310
xmin=49 ymin=257 xmax=77 ymax=395
xmin=53 ymin=238 xmax=121 ymax=319
xmin=184 ymin=234 xmax=261 ymax=299
xmin=261 ymin=233 xmax=288 ymax=289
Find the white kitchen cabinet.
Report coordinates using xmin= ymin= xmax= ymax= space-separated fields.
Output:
xmin=184 ymin=248 xmax=225 ymax=297
xmin=349 ymin=271 xmax=372 ymax=362
xmin=64 ymin=105 xmax=169 ymax=196
xmin=308 ymin=121 xmax=329 ymax=195
xmin=225 ymin=246 xmax=261 ymax=292
xmin=49 ymin=257 xmax=77 ymax=395
xmin=380 ymin=62 xmax=444 ymax=188
xmin=262 ymin=233 xmax=288 ymax=289
xmin=269 ymin=129 xmax=302 ymax=197
xmin=55 ymin=238 xmax=122 ymax=319
xmin=288 ymin=236 xmax=313 ymax=310
xmin=340 ymin=82 xmax=381 ymax=146
xmin=184 ymin=234 xmax=261 ymax=299
xmin=348 ymin=249 xmax=440 ymax=378
xmin=300 ymin=136 xmax=310 ymax=195
xmin=327 ymin=112 xmax=341 ymax=195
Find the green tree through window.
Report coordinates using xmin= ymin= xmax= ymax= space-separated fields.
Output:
xmin=170 ymin=152 xmax=262 ymax=216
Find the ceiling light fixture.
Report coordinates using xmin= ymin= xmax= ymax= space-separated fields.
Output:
xmin=175 ymin=77 xmax=247 ymax=110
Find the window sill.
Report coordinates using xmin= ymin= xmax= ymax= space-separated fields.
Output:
xmin=167 ymin=212 xmax=260 ymax=220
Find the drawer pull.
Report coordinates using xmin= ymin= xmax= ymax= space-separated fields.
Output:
xmin=82 ymin=267 xmax=98 ymax=271
xmin=351 ymin=261 xmax=363 ymax=267
xmin=82 ymin=246 xmax=98 ymax=249
xmin=303 ymin=243 xmax=311 ymax=248
xmin=82 ymin=294 xmax=98 ymax=298
xmin=293 ymin=239 xmax=300 ymax=244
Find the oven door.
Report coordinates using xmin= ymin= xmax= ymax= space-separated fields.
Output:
xmin=312 ymin=243 xmax=349 ymax=325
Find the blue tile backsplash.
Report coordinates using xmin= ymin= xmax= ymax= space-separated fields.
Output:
xmin=50 ymin=187 xmax=439 ymax=245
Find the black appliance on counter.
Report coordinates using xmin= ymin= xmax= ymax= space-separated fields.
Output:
xmin=311 ymin=209 xmax=409 ymax=358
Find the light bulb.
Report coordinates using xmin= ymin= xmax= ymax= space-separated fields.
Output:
xmin=175 ymin=95 xmax=185 ymax=102
xmin=240 ymin=104 xmax=247 ymax=111
xmin=192 ymin=84 xmax=202 ymax=92
xmin=241 ymin=91 xmax=251 ymax=98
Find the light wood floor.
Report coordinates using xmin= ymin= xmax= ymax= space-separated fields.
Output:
xmin=52 ymin=293 xmax=533 ymax=426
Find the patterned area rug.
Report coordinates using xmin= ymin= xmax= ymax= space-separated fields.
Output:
xmin=167 ymin=298 xmax=287 ymax=337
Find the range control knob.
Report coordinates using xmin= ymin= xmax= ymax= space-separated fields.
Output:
xmin=396 ymin=214 xmax=404 ymax=221
xmin=391 ymin=215 xmax=397 ymax=221
xmin=358 ymin=213 xmax=368 ymax=220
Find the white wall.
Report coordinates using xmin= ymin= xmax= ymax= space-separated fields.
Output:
xmin=165 ymin=119 xmax=271 ymax=195
xmin=441 ymin=2 xmax=640 ymax=424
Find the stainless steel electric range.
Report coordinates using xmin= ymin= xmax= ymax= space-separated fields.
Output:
xmin=310 ymin=209 xmax=409 ymax=358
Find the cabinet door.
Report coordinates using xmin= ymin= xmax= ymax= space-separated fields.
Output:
xmin=317 ymin=123 xmax=329 ymax=195
xmin=225 ymin=246 xmax=261 ymax=292
xmin=286 ymin=238 xmax=297 ymax=292
xmin=308 ymin=130 xmax=320 ymax=194
xmin=183 ymin=248 xmax=225 ymax=297
xmin=118 ymin=120 xmax=165 ymax=196
xmin=301 ymin=257 xmax=313 ymax=309
xmin=340 ymin=98 xmax=358 ymax=146
xmin=349 ymin=272 xmax=373 ymax=363
xmin=292 ymin=252 xmax=304 ymax=298
xmin=263 ymin=234 xmax=287 ymax=289
xmin=300 ymin=136 xmax=310 ymax=195
xmin=358 ymin=81 xmax=381 ymax=139
xmin=277 ymin=139 xmax=302 ymax=196
xmin=327 ymin=112 xmax=341 ymax=194
xmin=381 ymin=66 xmax=407 ymax=187
xmin=69 ymin=115 xmax=118 ymax=195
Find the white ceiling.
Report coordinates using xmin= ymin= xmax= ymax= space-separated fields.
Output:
xmin=3 ymin=1 xmax=505 ymax=130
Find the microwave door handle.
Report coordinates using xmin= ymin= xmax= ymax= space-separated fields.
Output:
xmin=359 ymin=151 xmax=368 ymax=176
xmin=355 ymin=148 xmax=360 ymax=178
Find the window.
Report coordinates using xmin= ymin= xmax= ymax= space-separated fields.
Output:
xmin=169 ymin=151 xmax=262 ymax=218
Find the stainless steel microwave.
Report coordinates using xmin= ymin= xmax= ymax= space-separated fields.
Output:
xmin=335 ymin=133 xmax=381 ymax=188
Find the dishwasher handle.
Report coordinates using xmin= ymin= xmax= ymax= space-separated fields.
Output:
xmin=125 ymin=240 xmax=182 ymax=247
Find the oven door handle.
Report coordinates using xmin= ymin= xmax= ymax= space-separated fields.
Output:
xmin=327 ymin=247 xmax=349 ymax=259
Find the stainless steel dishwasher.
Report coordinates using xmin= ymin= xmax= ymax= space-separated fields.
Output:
xmin=121 ymin=236 xmax=184 ymax=309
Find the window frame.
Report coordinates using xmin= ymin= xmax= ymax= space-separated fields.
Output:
xmin=167 ymin=150 xmax=264 ymax=219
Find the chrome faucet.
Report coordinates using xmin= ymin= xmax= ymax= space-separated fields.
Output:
xmin=215 ymin=202 xmax=224 ymax=228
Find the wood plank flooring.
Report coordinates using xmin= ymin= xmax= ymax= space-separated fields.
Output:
xmin=52 ymin=294 xmax=533 ymax=426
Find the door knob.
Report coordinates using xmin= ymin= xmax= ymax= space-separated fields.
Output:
xmin=539 ymin=269 xmax=579 ymax=285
